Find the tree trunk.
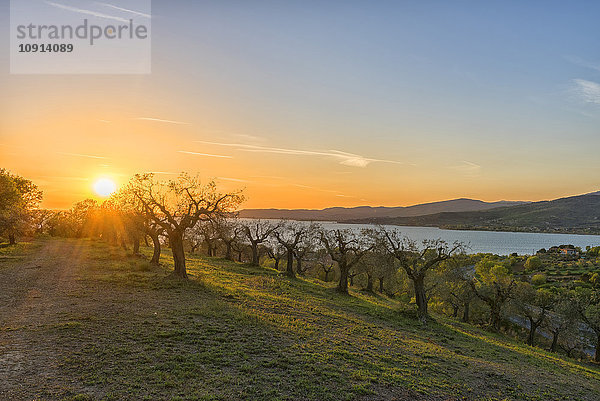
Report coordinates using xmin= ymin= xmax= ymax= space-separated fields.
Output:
xmin=295 ymin=257 xmax=303 ymax=275
xmin=285 ymin=249 xmax=295 ymax=278
xmin=150 ymin=232 xmax=161 ymax=265
xmin=251 ymin=243 xmax=260 ymax=265
xmin=169 ymin=232 xmax=188 ymax=279
xmin=132 ymin=236 xmax=140 ymax=255
xmin=349 ymin=275 xmax=355 ymax=287
xmin=595 ymin=333 xmax=600 ymax=363
xmin=8 ymin=234 xmax=16 ymax=245
xmin=413 ymin=276 xmax=428 ymax=320
xmin=338 ymin=264 xmax=349 ymax=294
xmin=274 ymin=258 xmax=280 ymax=270
xmin=490 ymin=305 xmax=501 ymax=332
xmin=378 ymin=277 xmax=384 ymax=293
xmin=144 ymin=236 xmax=149 ymax=247
xmin=550 ymin=331 xmax=559 ymax=353
xmin=527 ymin=318 xmax=538 ymax=346
xmin=452 ymin=304 xmax=459 ymax=318
xmin=325 ymin=270 xmax=330 ymax=282
xmin=224 ymin=242 xmax=234 ymax=261
xmin=462 ymin=302 xmax=470 ymax=323
xmin=366 ymin=273 xmax=374 ymax=292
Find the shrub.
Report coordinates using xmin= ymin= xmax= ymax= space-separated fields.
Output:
xmin=531 ymin=274 xmax=547 ymax=286
xmin=524 ymin=256 xmax=542 ymax=271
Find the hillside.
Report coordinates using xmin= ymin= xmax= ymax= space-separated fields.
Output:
xmin=1 ymin=238 xmax=599 ymax=400
xmin=240 ymin=199 xmax=525 ymax=221
xmin=346 ymin=193 xmax=600 ymax=235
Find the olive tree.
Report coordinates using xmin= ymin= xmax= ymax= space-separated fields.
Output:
xmin=125 ymin=173 xmax=243 ymax=278
xmin=379 ymin=227 xmax=463 ymax=322
xmin=470 ymin=257 xmax=516 ymax=331
xmin=320 ymin=228 xmax=373 ymax=294
xmin=241 ymin=220 xmax=280 ymax=266
xmin=0 ymin=169 xmax=43 ymax=244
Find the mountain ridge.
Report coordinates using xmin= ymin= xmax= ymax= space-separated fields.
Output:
xmin=239 ymin=198 xmax=527 ymax=221
xmin=344 ymin=192 xmax=600 ymax=235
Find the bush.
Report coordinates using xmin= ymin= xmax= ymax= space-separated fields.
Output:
xmin=524 ymin=256 xmax=542 ymax=271
xmin=531 ymin=274 xmax=547 ymax=286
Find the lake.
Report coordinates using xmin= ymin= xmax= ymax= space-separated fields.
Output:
xmin=284 ymin=221 xmax=600 ymax=255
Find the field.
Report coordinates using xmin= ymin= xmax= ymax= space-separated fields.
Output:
xmin=1 ymin=238 xmax=600 ymax=400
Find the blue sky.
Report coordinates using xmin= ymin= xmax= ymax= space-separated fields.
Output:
xmin=1 ymin=1 xmax=600 ymax=208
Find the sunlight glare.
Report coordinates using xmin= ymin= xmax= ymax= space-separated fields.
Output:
xmin=93 ymin=178 xmax=117 ymax=197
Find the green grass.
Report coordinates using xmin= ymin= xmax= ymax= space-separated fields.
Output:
xmin=3 ymin=238 xmax=600 ymax=400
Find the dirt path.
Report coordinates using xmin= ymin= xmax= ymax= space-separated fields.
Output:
xmin=0 ymin=239 xmax=103 ymax=400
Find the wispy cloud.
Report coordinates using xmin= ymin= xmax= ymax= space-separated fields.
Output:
xmin=98 ymin=119 xmax=111 ymax=123
xmin=98 ymin=2 xmax=151 ymax=18
xmin=195 ymin=140 xmax=408 ymax=168
xmin=45 ymin=1 xmax=128 ymax=22
xmin=177 ymin=151 xmax=233 ymax=159
xmin=146 ymin=171 xmax=179 ymax=175
xmin=564 ymin=55 xmax=600 ymax=73
xmin=216 ymin=176 xmax=251 ymax=183
xmin=58 ymin=152 xmax=107 ymax=159
xmin=135 ymin=117 xmax=190 ymax=125
xmin=233 ymin=133 xmax=265 ymax=142
xmin=571 ymin=79 xmax=600 ymax=105
xmin=449 ymin=160 xmax=481 ymax=177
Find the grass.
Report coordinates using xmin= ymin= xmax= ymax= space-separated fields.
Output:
xmin=2 ymin=238 xmax=600 ymax=400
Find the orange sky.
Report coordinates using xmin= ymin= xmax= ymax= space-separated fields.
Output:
xmin=2 ymin=3 xmax=599 ymax=210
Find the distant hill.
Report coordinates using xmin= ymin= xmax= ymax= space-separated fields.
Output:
xmin=239 ymin=198 xmax=526 ymax=221
xmin=346 ymin=192 xmax=600 ymax=234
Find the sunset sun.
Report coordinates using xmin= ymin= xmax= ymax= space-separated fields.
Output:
xmin=93 ymin=178 xmax=117 ymax=197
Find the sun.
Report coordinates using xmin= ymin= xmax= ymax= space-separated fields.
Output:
xmin=93 ymin=178 xmax=117 ymax=197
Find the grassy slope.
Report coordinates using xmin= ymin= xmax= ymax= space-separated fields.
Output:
xmin=1 ymin=238 xmax=600 ymax=400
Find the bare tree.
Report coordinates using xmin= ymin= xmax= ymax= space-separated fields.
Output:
xmin=512 ymin=283 xmax=556 ymax=346
xmin=241 ymin=220 xmax=279 ymax=266
xmin=315 ymin=250 xmax=334 ymax=282
xmin=124 ymin=173 xmax=242 ymax=278
xmin=266 ymin=241 xmax=287 ymax=270
xmin=273 ymin=222 xmax=312 ymax=278
xmin=193 ymin=219 xmax=220 ymax=257
xmin=294 ymin=235 xmax=317 ymax=276
xmin=379 ymin=227 xmax=463 ymax=322
xmin=543 ymin=295 xmax=578 ymax=353
xmin=215 ymin=218 xmax=243 ymax=261
xmin=320 ymin=228 xmax=373 ymax=294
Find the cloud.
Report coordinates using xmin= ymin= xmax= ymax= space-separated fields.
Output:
xmin=58 ymin=152 xmax=107 ymax=159
xmin=45 ymin=1 xmax=129 ymax=22
xmin=564 ymin=55 xmax=600 ymax=73
xmin=135 ymin=117 xmax=190 ymax=125
xmin=448 ymin=160 xmax=481 ymax=177
xmin=233 ymin=134 xmax=265 ymax=142
xmin=146 ymin=171 xmax=179 ymax=175
xmin=571 ymin=79 xmax=600 ymax=105
xmin=177 ymin=151 xmax=233 ymax=159
xmin=216 ymin=177 xmax=251 ymax=183
xmin=97 ymin=3 xmax=151 ymax=18
xmin=194 ymin=140 xmax=408 ymax=168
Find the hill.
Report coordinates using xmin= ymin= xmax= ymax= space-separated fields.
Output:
xmin=1 ymin=238 xmax=599 ymax=400
xmin=346 ymin=192 xmax=600 ymax=234
xmin=240 ymin=198 xmax=525 ymax=221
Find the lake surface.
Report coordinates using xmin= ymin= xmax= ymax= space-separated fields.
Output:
xmin=290 ymin=221 xmax=600 ymax=255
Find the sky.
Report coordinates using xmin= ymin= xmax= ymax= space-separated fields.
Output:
xmin=1 ymin=0 xmax=600 ymax=209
